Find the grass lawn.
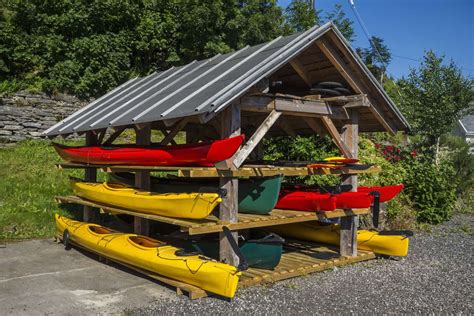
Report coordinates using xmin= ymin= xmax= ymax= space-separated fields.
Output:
xmin=0 ymin=131 xmax=184 ymax=241
xmin=0 ymin=140 xmax=86 ymax=240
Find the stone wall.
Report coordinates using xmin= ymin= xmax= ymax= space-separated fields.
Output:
xmin=0 ymin=92 xmax=86 ymax=142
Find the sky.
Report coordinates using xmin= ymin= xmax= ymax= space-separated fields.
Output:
xmin=277 ymin=0 xmax=474 ymax=79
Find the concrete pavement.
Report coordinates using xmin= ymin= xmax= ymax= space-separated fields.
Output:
xmin=0 ymin=239 xmax=177 ymax=315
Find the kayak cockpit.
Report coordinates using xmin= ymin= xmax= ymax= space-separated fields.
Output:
xmin=129 ymin=236 xmax=166 ymax=248
xmin=89 ymin=225 xmax=114 ymax=235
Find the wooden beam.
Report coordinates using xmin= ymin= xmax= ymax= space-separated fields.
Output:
xmin=103 ymin=127 xmax=126 ymax=145
xmin=97 ymin=129 xmax=107 ymax=144
xmin=233 ymin=110 xmax=282 ymax=168
xmin=340 ymin=109 xmax=359 ymax=257
xmin=320 ymin=116 xmax=353 ymax=158
xmin=84 ymin=131 xmax=98 ymax=222
xmin=274 ymin=98 xmax=331 ymax=116
xmin=303 ymin=117 xmax=326 ymax=136
xmin=289 ymin=58 xmax=312 ymax=87
xmin=160 ymin=118 xmax=189 ymax=146
xmin=134 ymin=124 xmax=151 ymax=235
xmin=321 ymin=34 xmax=399 ymax=134
xmin=316 ymin=38 xmax=363 ymax=94
xmin=367 ymin=100 xmax=396 ymax=135
xmin=218 ymin=104 xmax=241 ymax=267
xmin=277 ymin=119 xmax=297 ymax=137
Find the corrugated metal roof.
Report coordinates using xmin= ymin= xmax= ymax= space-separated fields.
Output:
xmin=44 ymin=22 xmax=409 ymax=136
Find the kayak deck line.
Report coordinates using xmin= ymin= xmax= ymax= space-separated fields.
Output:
xmin=54 ymin=233 xmax=209 ymax=300
xmin=55 ymin=195 xmax=370 ymax=235
xmin=56 ymin=163 xmax=381 ymax=177
xmin=55 ymin=230 xmax=374 ymax=299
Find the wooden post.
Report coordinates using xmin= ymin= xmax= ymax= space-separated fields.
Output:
xmin=84 ymin=131 xmax=98 ymax=222
xmin=219 ymin=104 xmax=241 ymax=266
xmin=340 ymin=110 xmax=359 ymax=257
xmin=134 ymin=124 xmax=151 ymax=235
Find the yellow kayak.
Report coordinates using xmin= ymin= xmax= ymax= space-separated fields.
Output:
xmin=270 ymin=222 xmax=409 ymax=257
xmin=55 ymin=214 xmax=240 ymax=298
xmin=72 ymin=180 xmax=222 ymax=219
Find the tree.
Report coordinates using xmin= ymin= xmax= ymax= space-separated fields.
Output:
xmin=323 ymin=4 xmax=355 ymax=42
xmin=356 ymin=36 xmax=391 ymax=82
xmin=0 ymin=0 xmax=286 ymax=98
xmin=398 ymin=50 xmax=473 ymax=149
xmin=284 ymin=0 xmax=318 ymax=33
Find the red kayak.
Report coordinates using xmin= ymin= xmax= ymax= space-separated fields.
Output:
xmin=276 ymin=191 xmax=337 ymax=212
xmin=358 ymin=184 xmax=404 ymax=202
xmin=53 ymin=134 xmax=245 ymax=166
xmin=334 ymin=191 xmax=372 ymax=209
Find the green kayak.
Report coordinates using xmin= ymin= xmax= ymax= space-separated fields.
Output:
xmin=109 ymin=173 xmax=282 ymax=215
xmin=166 ymin=230 xmax=284 ymax=270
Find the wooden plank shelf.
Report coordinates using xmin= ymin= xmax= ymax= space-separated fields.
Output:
xmin=55 ymin=233 xmax=375 ymax=299
xmin=239 ymin=240 xmax=375 ymax=288
xmin=56 ymin=162 xmax=381 ymax=177
xmin=55 ymin=195 xmax=370 ymax=235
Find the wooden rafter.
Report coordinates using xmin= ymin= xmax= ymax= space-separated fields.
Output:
xmin=240 ymin=95 xmax=344 ymax=118
xmin=233 ymin=110 xmax=282 ymax=168
xmin=289 ymin=58 xmax=312 ymax=87
xmin=319 ymin=35 xmax=398 ymax=134
xmin=160 ymin=118 xmax=189 ymax=146
xmin=103 ymin=126 xmax=127 ymax=145
xmin=303 ymin=117 xmax=325 ymax=136
xmin=278 ymin=119 xmax=297 ymax=137
xmin=320 ymin=116 xmax=353 ymax=158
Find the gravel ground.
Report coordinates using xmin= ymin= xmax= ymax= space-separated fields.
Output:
xmin=133 ymin=214 xmax=473 ymax=315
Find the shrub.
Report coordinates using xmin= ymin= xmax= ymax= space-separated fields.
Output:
xmin=264 ymin=135 xmax=340 ymax=186
xmin=402 ymin=157 xmax=457 ymax=224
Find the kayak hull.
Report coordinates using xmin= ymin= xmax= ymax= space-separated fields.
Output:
xmin=73 ymin=181 xmax=221 ymax=219
xmin=270 ymin=222 xmax=409 ymax=257
xmin=109 ymin=173 xmax=282 ymax=215
xmin=358 ymin=184 xmax=404 ymax=202
xmin=276 ymin=191 xmax=337 ymax=212
xmin=54 ymin=214 xmax=240 ymax=298
xmin=189 ymin=231 xmax=284 ymax=270
xmin=53 ymin=135 xmax=244 ymax=166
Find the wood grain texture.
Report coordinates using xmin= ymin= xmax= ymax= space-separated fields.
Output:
xmin=83 ymin=131 xmax=98 ymax=222
xmin=134 ymin=124 xmax=151 ymax=235
xmin=340 ymin=109 xmax=359 ymax=257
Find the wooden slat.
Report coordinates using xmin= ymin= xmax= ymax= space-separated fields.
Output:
xmin=320 ymin=116 xmax=353 ymax=158
xmin=160 ymin=118 xmax=189 ymax=146
xmin=290 ymin=58 xmax=313 ymax=87
xmin=56 ymin=163 xmax=381 ymax=177
xmin=232 ymin=110 xmax=282 ymax=168
xmin=238 ymin=240 xmax=376 ymax=289
xmin=83 ymin=131 xmax=98 ymax=222
xmin=56 ymin=195 xmax=370 ymax=236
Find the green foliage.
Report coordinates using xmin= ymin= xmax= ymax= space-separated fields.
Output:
xmin=264 ymin=135 xmax=340 ymax=186
xmin=398 ymin=51 xmax=474 ymax=147
xmin=356 ymin=36 xmax=391 ymax=82
xmin=284 ymin=0 xmax=318 ymax=33
xmin=440 ymin=134 xmax=474 ymax=195
xmin=284 ymin=2 xmax=355 ymax=42
xmin=402 ymin=156 xmax=457 ymax=224
xmin=0 ymin=0 xmax=286 ymax=98
xmin=323 ymin=4 xmax=355 ymax=42
xmin=358 ymin=137 xmax=407 ymax=187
